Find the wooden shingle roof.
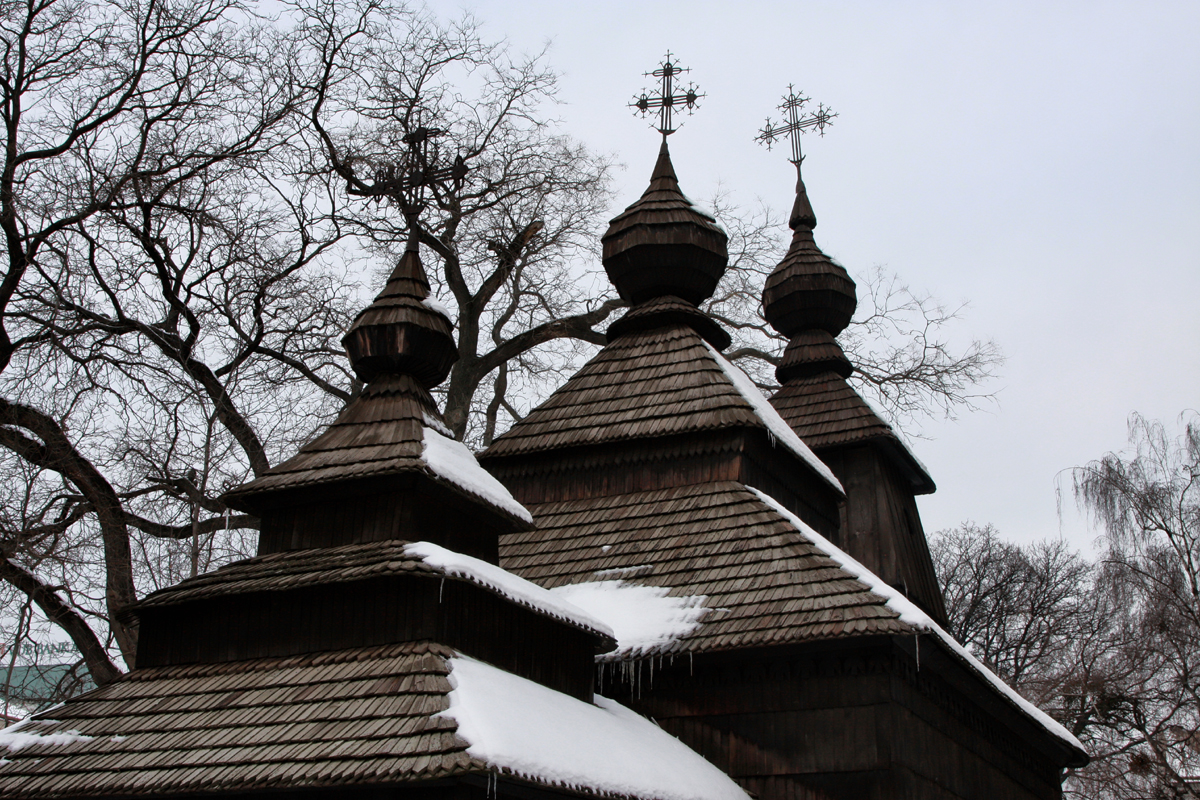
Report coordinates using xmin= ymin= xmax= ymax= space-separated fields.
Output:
xmin=226 ymin=374 xmax=433 ymax=499
xmin=770 ymin=372 xmax=935 ymax=494
xmin=500 ymin=481 xmax=914 ymax=658
xmin=483 ymin=324 xmax=770 ymax=458
xmin=128 ymin=539 xmax=614 ymax=643
xmin=0 ymin=642 xmax=481 ymax=798
xmin=225 ymin=375 xmax=531 ymax=524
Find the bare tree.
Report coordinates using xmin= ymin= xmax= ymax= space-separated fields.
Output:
xmin=0 ymin=0 xmax=352 ymax=688
xmin=297 ymin=0 xmax=621 ymax=443
xmin=0 ymin=0 xmax=1009 ymax=704
xmin=1068 ymin=413 xmax=1200 ymax=799
xmin=705 ymin=193 xmax=1004 ymax=435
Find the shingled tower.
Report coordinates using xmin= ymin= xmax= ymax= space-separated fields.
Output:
xmin=756 ymin=89 xmax=948 ymax=624
xmin=484 ymin=66 xmax=1085 ymax=799
xmin=0 ymin=233 xmax=751 ymax=800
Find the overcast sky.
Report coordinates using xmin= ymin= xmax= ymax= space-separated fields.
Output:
xmin=433 ymin=0 xmax=1200 ymax=553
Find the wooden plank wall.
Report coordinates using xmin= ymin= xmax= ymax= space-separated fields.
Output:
xmin=256 ymin=476 xmax=506 ymax=562
xmin=817 ymin=445 xmax=947 ymax=624
xmin=136 ymin=577 xmax=596 ymax=700
xmin=617 ymin=639 xmax=1067 ymax=800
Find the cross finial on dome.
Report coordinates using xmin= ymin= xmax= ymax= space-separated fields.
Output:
xmin=630 ymin=51 xmax=704 ymax=137
xmin=755 ymin=85 xmax=836 ymax=166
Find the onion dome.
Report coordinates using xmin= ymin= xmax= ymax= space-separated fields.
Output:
xmin=601 ymin=140 xmax=728 ymax=306
xmin=342 ymin=239 xmax=458 ymax=388
xmin=762 ymin=166 xmax=857 ymax=382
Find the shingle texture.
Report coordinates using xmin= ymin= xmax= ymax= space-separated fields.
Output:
xmin=500 ymin=481 xmax=914 ymax=658
xmin=0 ymin=642 xmax=482 ymax=798
xmin=483 ymin=325 xmax=770 ymax=459
xmin=770 ymin=372 xmax=935 ymax=493
xmin=227 ymin=374 xmax=435 ymax=499
xmin=129 ymin=540 xmax=612 ymax=641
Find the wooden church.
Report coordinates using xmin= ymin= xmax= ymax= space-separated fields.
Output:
xmin=0 ymin=87 xmax=1086 ymax=799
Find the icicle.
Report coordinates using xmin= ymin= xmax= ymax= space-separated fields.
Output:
xmin=915 ymin=633 xmax=920 ymax=672
xmin=689 ymin=650 xmax=694 ymax=676
xmin=439 ymin=578 xmax=444 ymax=603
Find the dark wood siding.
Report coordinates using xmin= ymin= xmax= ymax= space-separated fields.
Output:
xmin=817 ymin=445 xmax=947 ymax=624
xmin=256 ymin=475 xmax=507 ymax=563
xmin=616 ymin=638 xmax=1068 ymax=800
xmin=136 ymin=576 xmax=596 ymax=700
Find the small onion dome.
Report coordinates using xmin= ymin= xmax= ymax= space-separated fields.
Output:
xmin=776 ymin=330 xmax=853 ymax=382
xmin=602 ymin=140 xmax=728 ymax=306
xmin=342 ymin=242 xmax=459 ymax=388
xmin=762 ymin=167 xmax=857 ymax=339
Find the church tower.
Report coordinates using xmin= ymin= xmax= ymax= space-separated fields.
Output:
xmin=758 ymin=91 xmax=948 ymax=624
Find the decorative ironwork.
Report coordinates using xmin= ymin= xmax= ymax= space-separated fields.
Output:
xmin=630 ymin=52 xmax=703 ymax=137
xmin=755 ymin=85 xmax=836 ymax=164
xmin=348 ymin=124 xmax=467 ymax=213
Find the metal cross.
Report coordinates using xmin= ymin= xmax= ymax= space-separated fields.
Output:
xmin=348 ymin=124 xmax=467 ymax=213
xmin=755 ymin=85 xmax=837 ymax=164
xmin=630 ymin=52 xmax=704 ymax=137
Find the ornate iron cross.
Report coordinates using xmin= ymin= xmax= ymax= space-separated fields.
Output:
xmin=347 ymin=125 xmax=467 ymax=214
xmin=630 ymin=52 xmax=703 ymax=137
xmin=755 ymin=86 xmax=836 ymax=164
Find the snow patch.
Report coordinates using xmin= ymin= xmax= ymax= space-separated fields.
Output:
xmin=0 ymin=719 xmax=92 ymax=753
xmin=422 ymin=296 xmax=454 ymax=322
xmin=421 ymin=411 xmax=454 ymax=439
xmin=701 ymin=341 xmax=843 ymax=493
xmin=441 ymin=655 xmax=749 ymax=800
xmin=551 ymin=580 xmax=707 ymax=659
xmin=420 ymin=427 xmax=533 ymax=523
xmin=748 ymin=487 xmax=1085 ymax=753
xmin=404 ymin=541 xmax=613 ymax=640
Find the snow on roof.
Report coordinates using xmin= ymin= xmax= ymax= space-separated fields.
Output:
xmin=549 ymin=580 xmax=708 ymax=660
xmin=422 ymin=296 xmax=455 ymax=322
xmin=701 ymin=341 xmax=843 ymax=494
xmin=748 ymin=487 xmax=1085 ymax=753
xmin=441 ymin=654 xmax=750 ymax=800
xmin=421 ymin=426 xmax=533 ymax=523
xmin=404 ymin=542 xmax=614 ymax=641
xmin=0 ymin=718 xmax=92 ymax=759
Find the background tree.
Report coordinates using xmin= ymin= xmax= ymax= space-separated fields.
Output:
xmin=1069 ymin=413 xmax=1200 ymax=799
xmin=931 ymin=413 xmax=1200 ymax=799
xmin=0 ymin=0 xmax=353 ymax=688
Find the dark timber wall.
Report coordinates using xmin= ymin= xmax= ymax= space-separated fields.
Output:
xmin=617 ymin=638 xmax=1070 ymax=800
xmin=136 ymin=577 xmax=597 ymax=700
xmin=817 ymin=445 xmax=947 ymax=624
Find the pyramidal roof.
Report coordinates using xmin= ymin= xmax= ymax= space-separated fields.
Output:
xmin=484 ymin=322 xmax=839 ymax=491
xmin=226 ymin=242 xmax=533 ymax=526
xmin=0 ymin=641 xmax=750 ymax=800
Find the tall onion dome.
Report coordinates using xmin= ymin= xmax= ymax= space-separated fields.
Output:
xmin=601 ymin=141 xmax=732 ymax=350
xmin=762 ymin=165 xmax=858 ymax=382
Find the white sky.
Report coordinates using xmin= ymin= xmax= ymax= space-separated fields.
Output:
xmin=437 ymin=0 xmax=1200 ymax=554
